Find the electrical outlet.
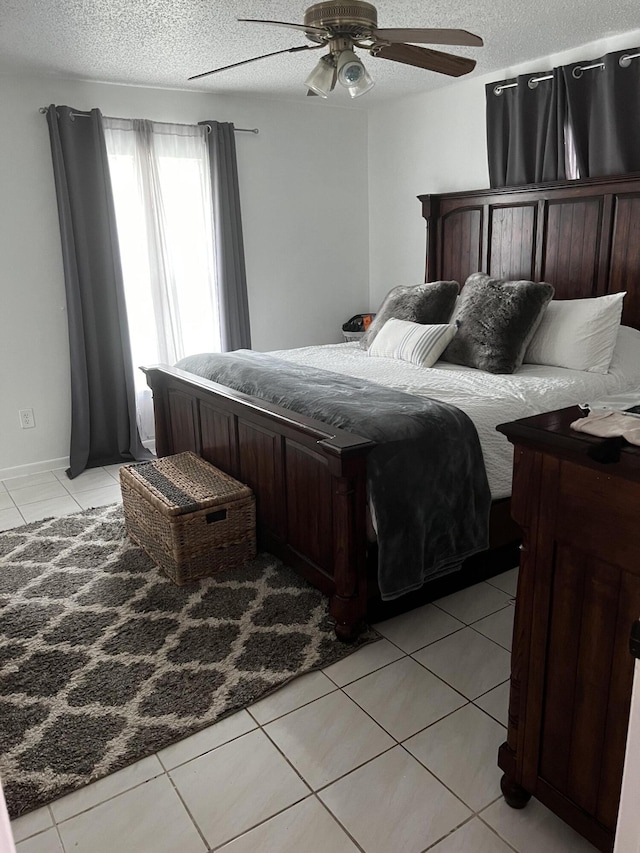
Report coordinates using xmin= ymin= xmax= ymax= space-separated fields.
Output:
xmin=19 ymin=408 xmax=35 ymax=429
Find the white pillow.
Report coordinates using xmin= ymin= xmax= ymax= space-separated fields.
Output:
xmin=524 ymin=292 xmax=625 ymax=373
xmin=368 ymin=318 xmax=457 ymax=367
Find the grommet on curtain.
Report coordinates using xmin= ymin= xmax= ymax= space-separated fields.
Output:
xmin=528 ymin=73 xmax=554 ymax=89
xmin=572 ymin=61 xmax=605 ymax=79
xmin=493 ymin=82 xmax=517 ymax=96
xmin=619 ymin=52 xmax=640 ymax=68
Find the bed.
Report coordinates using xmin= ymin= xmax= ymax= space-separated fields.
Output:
xmin=144 ymin=172 xmax=640 ymax=639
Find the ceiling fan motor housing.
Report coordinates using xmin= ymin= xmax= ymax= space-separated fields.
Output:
xmin=304 ymin=1 xmax=378 ymax=42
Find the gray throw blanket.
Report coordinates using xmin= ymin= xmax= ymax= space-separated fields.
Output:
xmin=176 ymin=351 xmax=491 ymax=601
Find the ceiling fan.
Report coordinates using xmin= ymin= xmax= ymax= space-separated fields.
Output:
xmin=189 ymin=1 xmax=483 ymax=98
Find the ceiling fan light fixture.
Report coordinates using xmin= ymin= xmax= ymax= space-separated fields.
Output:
xmin=335 ymin=48 xmax=374 ymax=97
xmin=336 ymin=48 xmax=364 ymax=86
xmin=304 ymin=54 xmax=336 ymax=97
xmin=347 ymin=63 xmax=374 ymax=97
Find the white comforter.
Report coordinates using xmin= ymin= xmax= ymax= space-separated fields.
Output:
xmin=270 ymin=326 xmax=640 ymax=499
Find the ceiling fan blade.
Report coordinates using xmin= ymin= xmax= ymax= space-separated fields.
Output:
xmin=237 ymin=18 xmax=328 ymax=36
xmin=189 ymin=44 xmax=322 ymax=81
xmin=371 ymin=43 xmax=476 ymax=77
xmin=372 ymin=28 xmax=483 ymax=47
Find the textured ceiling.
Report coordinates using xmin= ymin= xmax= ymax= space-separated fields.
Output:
xmin=1 ymin=0 xmax=639 ymax=105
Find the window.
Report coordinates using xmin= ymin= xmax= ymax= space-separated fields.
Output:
xmin=104 ymin=118 xmax=221 ymax=441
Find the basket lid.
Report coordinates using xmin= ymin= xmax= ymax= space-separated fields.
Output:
xmin=123 ymin=452 xmax=252 ymax=516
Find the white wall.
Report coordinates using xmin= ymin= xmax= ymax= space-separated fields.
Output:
xmin=0 ymin=75 xmax=369 ymax=477
xmin=367 ymin=29 xmax=640 ymax=309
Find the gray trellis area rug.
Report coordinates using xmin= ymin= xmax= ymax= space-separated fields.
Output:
xmin=0 ymin=504 xmax=377 ymax=819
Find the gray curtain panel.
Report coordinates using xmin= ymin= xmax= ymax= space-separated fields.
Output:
xmin=200 ymin=121 xmax=251 ymax=351
xmin=562 ymin=47 xmax=640 ymax=178
xmin=486 ymin=69 xmax=566 ymax=188
xmin=46 ymin=105 xmax=150 ymax=478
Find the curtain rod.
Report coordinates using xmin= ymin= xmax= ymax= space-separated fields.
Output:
xmin=493 ymin=50 xmax=640 ymax=95
xmin=39 ymin=107 xmax=259 ymax=133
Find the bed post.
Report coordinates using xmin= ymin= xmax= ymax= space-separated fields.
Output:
xmin=329 ymin=468 xmax=369 ymax=641
xmin=419 ymin=194 xmax=440 ymax=282
xmin=143 ymin=367 xmax=172 ymax=457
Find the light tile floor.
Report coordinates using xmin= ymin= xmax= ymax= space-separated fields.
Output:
xmin=0 ymin=465 xmax=124 ymax=530
xmin=2 ymin=468 xmax=598 ymax=852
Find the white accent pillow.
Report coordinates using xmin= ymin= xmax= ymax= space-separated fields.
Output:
xmin=524 ymin=292 xmax=625 ymax=373
xmin=368 ymin=318 xmax=457 ymax=367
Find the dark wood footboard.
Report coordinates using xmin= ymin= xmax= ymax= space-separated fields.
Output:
xmin=143 ymin=365 xmax=376 ymax=640
xmin=144 ymin=365 xmax=521 ymax=639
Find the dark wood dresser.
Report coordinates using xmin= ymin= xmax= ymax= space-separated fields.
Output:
xmin=497 ymin=406 xmax=640 ymax=853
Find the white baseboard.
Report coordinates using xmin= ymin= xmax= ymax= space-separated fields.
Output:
xmin=0 ymin=456 xmax=69 ymax=483
xmin=0 ymin=444 xmax=156 ymax=482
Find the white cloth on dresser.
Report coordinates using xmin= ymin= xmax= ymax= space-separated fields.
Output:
xmin=570 ymin=410 xmax=640 ymax=446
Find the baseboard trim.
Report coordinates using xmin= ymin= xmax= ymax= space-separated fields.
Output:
xmin=0 ymin=457 xmax=69 ymax=482
xmin=0 ymin=445 xmax=156 ymax=482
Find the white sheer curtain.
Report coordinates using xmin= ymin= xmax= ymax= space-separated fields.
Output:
xmin=104 ymin=118 xmax=221 ymax=442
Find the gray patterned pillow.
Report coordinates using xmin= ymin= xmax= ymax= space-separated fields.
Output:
xmin=441 ymin=273 xmax=554 ymax=374
xmin=360 ymin=280 xmax=459 ymax=349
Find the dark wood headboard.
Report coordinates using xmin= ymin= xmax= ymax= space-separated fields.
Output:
xmin=419 ymin=173 xmax=640 ymax=330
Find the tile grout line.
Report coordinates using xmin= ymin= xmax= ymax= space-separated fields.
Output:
xmin=248 ymin=691 xmax=393 ymax=853
xmin=162 ymin=765 xmax=220 ymax=852
xmin=310 ymin=793 xmax=368 ymax=853
xmin=476 ymin=799 xmax=522 ymax=853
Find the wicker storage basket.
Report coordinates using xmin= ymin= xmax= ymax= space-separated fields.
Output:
xmin=120 ymin=452 xmax=256 ymax=584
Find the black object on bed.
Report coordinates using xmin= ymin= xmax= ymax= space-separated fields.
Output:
xmin=176 ymin=350 xmax=491 ymax=600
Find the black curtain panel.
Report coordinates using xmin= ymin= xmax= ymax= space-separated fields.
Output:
xmin=562 ymin=47 xmax=640 ymax=178
xmin=200 ymin=121 xmax=252 ymax=351
xmin=46 ymin=105 xmax=151 ymax=478
xmin=486 ymin=69 xmax=566 ymax=188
